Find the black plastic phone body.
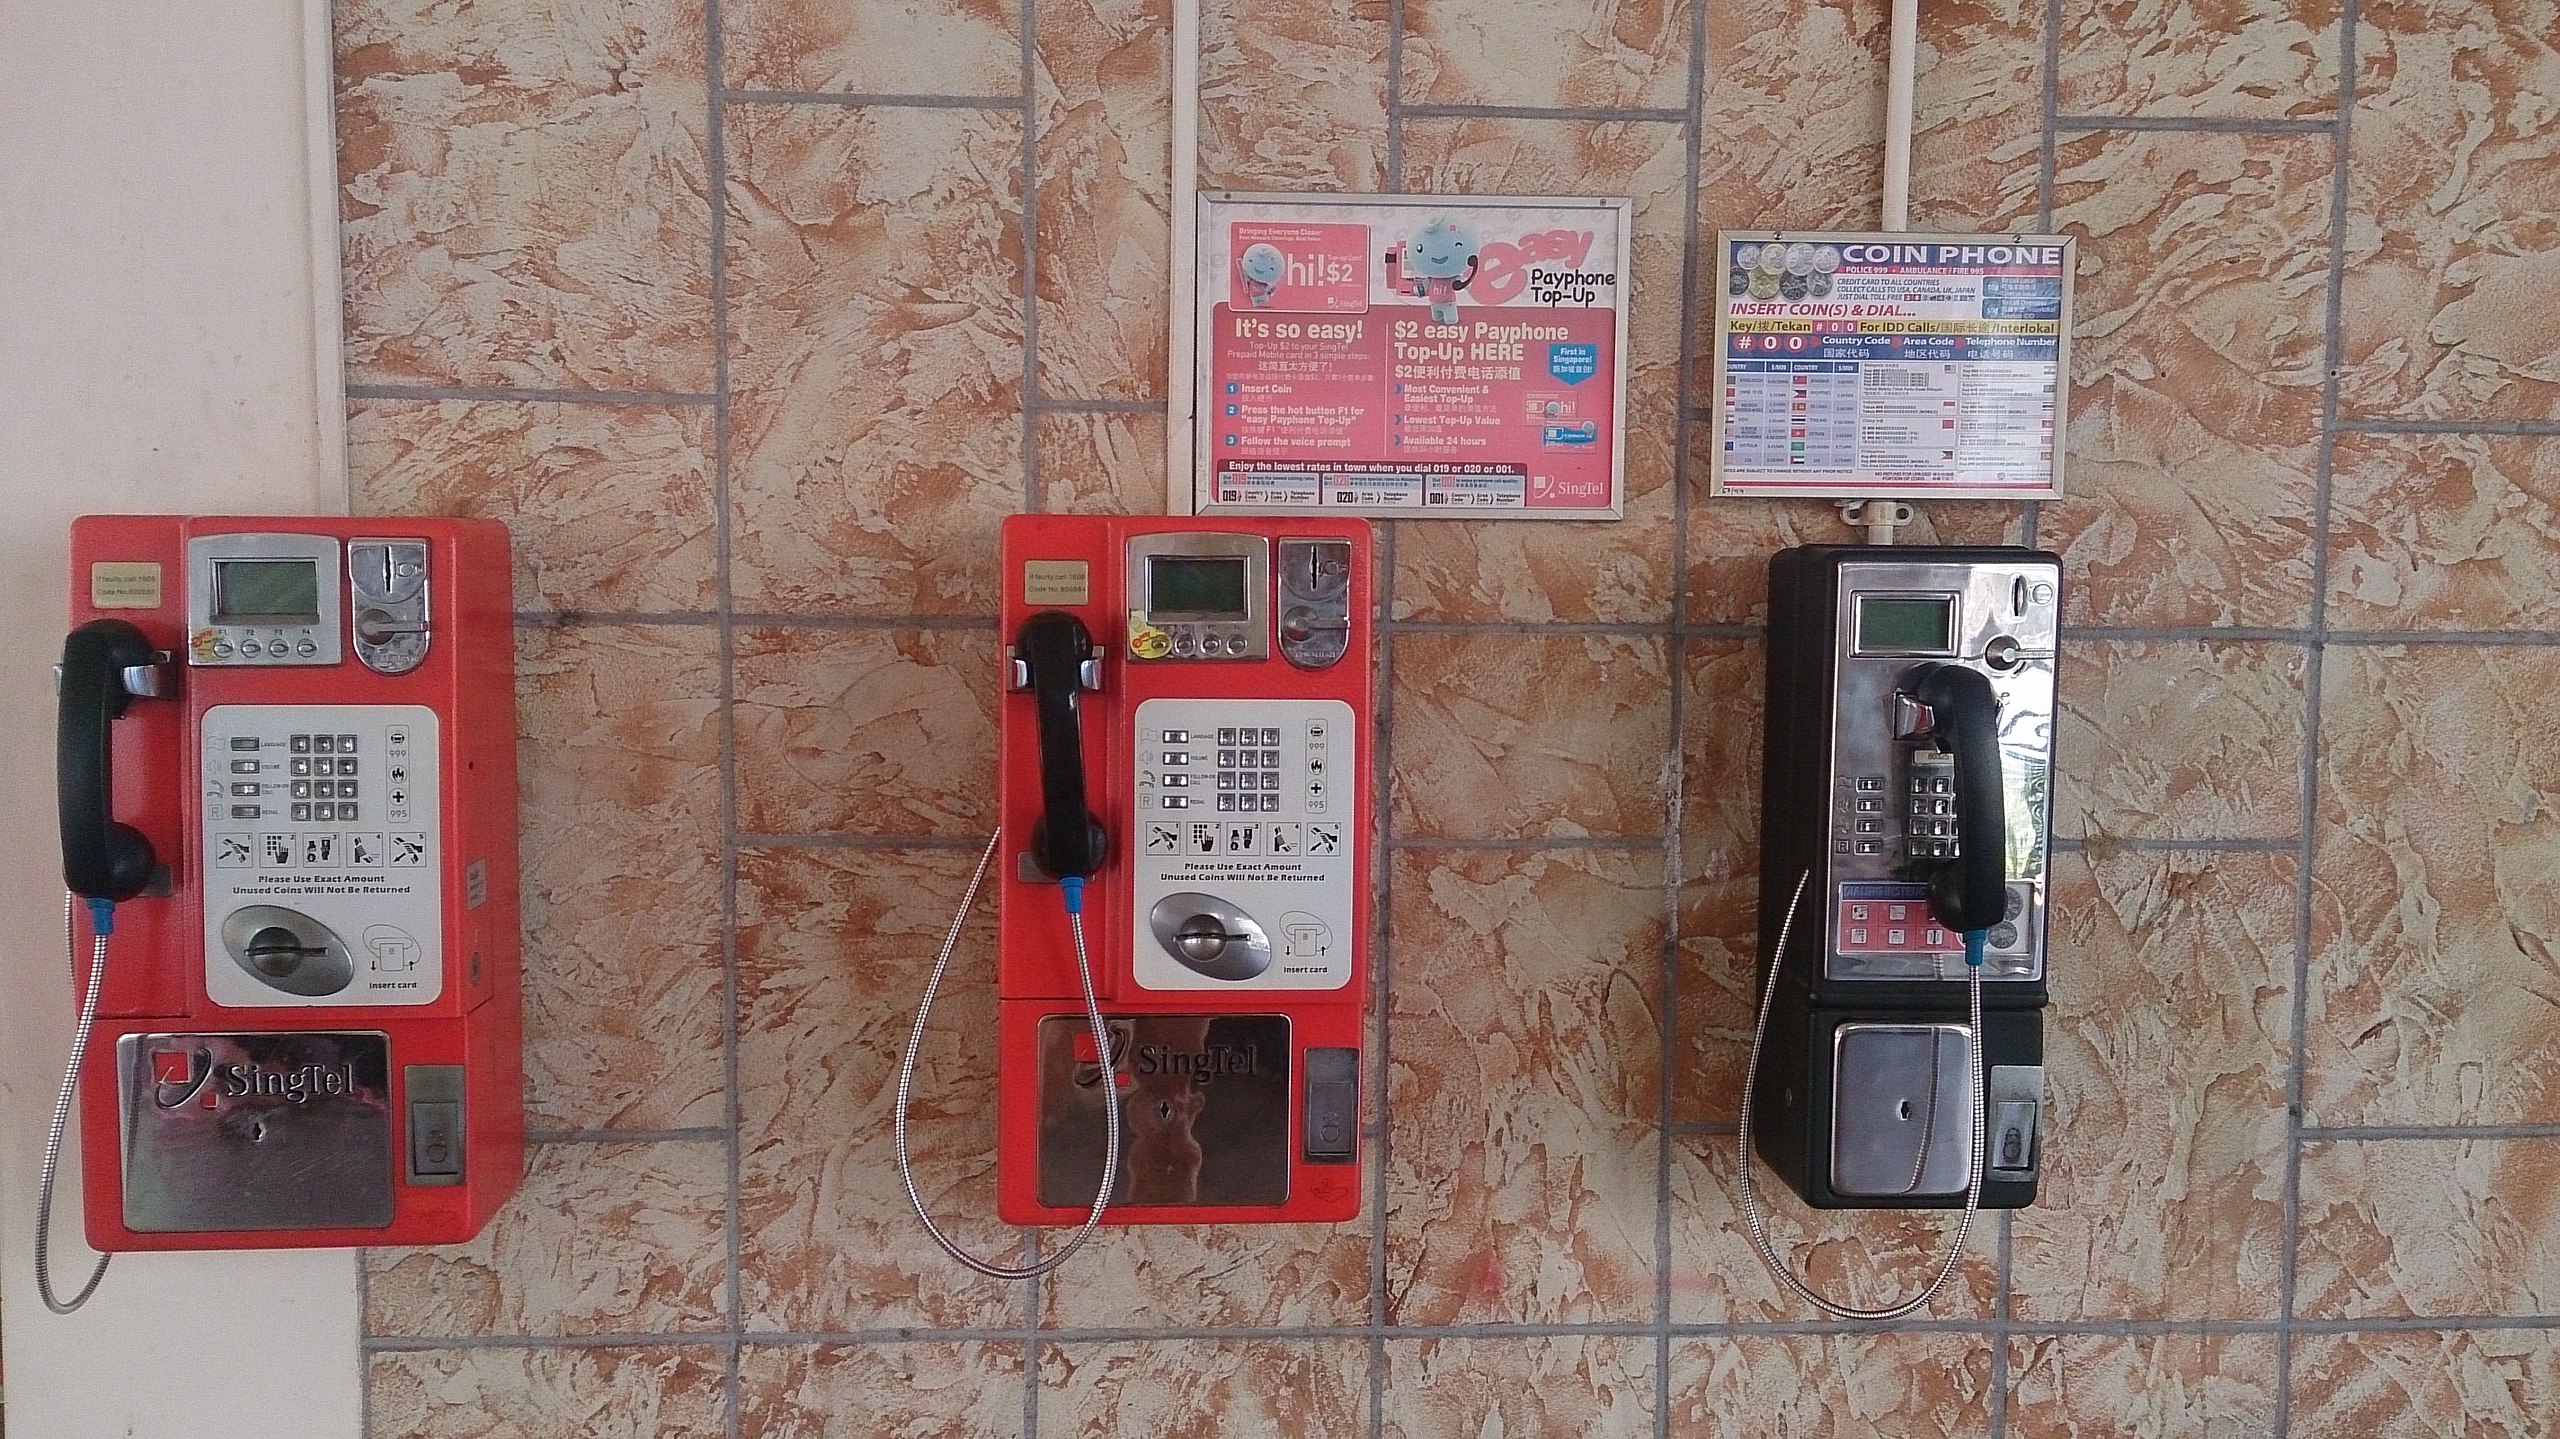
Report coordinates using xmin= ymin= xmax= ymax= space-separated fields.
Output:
xmin=1752 ymin=545 xmax=2059 ymax=1210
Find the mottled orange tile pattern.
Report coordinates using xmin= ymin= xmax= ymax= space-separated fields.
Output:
xmin=2340 ymin=1 xmax=2560 ymax=421
xmin=2006 ymin=1334 xmax=2279 ymax=1438
xmin=2009 ymin=853 xmax=2293 ymax=1321
xmin=2291 ymin=1330 xmax=2560 ymax=1438
xmin=1385 ymin=847 xmax=1664 ymax=1325
xmin=1667 ymin=1335 xmax=1994 ymax=1438
xmin=344 ymin=0 xmax=2560 ymax=1433
xmin=1039 ymin=1340 xmax=1370 ymax=1436
xmin=2308 ymin=647 xmax=2560 ymax=1126
xmin=339 ymin=0 xmax=714 ymax=391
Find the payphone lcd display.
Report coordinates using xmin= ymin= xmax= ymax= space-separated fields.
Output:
xmin=1854 ymin=595 xmax=1953 ymax=655
xmin=1148 ymin=555 xmax=1250 ymax=620
xmin=212 ymin=559 xmax=322 ymax=626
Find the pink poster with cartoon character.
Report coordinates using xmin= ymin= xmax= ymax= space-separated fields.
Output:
xmin=1195 ymin=194 xmax=1632 ymax=517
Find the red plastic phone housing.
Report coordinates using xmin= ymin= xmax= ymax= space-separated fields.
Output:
xmin=64 ymin=515 xmax=523 ymax=1250
xmin=995 ymin=516 xmax=1371 ymax=1226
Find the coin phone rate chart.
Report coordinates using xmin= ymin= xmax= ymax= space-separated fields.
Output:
xmin=51 ymin=516 xmax=524 ymax=1260
xmin=993 ymin=516 xmax=1373 ymax=1227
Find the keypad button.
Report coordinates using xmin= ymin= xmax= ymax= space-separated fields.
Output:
xmin=1163 ymin=796 xmax=1188 ymax=809
xmin=1161 ymin=729 xmax=1189 ymax=743
xmin=1261 ymin=728 xmax=1281 ymax=746
xmin=1218 ymin=750 xmax=1237 ymax=767
xmin=1855 ymin=798 xmax=1882 ymax=813
xmin=1853 ymin=840 xmax=1883 ymax=854
xmin=1855 ymin=775 xmax=1885 ymax=791
xmin=1163 ymin=752 xmax=1188 ymax=766
xmin=296 ymin=641 xmax=317 ymax=658
xmin=339 ymin=734 xmax=358 ymax=752
xmin=292 ymin=780 xmax=312 ymax=799
xmin=338 ymin=758 xmax=356 ymax=776
xmin=290 ymin=757 xmax=311 ymax=777
xmin=292 ymin=803 xmax=312 ymax=821
xmin=1217 ymin=795 xmax=1237 ymax=812
xmin=317 ymin=780 xmax=337 ymax=798
xmin=1260 ymin=772 xmax=1279 ymax=791
xmin=314 ymin=734 xmax=336 ymax=754
xmin=1217 ymin=772 xmax=1237 ymax=790
xmin=1160 ymin=775 xmax=1184 ymax=789
xmin=1258 ymin=794 xmax=1279 ymax=812
xmin=231 ymin=804 xmax=260 ymax=819
xmin=229 ymin=782 xmax=258 ymax=797
xmin=231 ymin=737 xmax=261 ymax=751
xmin=230 ymin=759 xmax=260 ymax=774
xmin=341 ymin=804 xmax=359 ymax=821
xmin=315 ymin=757 xmax=335 ymax=776
xmin=1218 ymin=728 xmax=1238 ymax=745
xmin=290 ymin=735 xmax=311 ymax=754
xmin=1257 ymin=749 xmax=1277 ymax=767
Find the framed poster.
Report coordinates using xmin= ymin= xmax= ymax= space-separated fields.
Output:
xmin=1709 ymin=232 xmax=2074 ymax=500
xmin=1193 ymin=192 xmax=1632 ymax=518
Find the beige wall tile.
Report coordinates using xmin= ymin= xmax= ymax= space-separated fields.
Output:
xmin=1381 ymin=1336 xmax=1654 ymax=1439
xmin=338 ymin=0 xmax=714 ymax=391
xmin=1199 ymin=0 xmax=1389 ymax=190
xmin=1673 ymin=640 xmax=1761 ymax=1126
xmin=367 ymin=1141 xmax=729 ymax=1337
xmin=1033 ymin=0 xmax=1170 ymax=404
xmin=1390 ymin=631 xmax=1672 ymax=839
xmin=725 ymin=103 xmax=1026 ymax=616
xmin=1666 ymin=1142 xmax=1999 ymax=1323
xmin=2006 ymin=1333 xmax=2279 ymax=1439
xmin=1039 ymin=1340 xmax=1368 ymax=1437
xmin=1684 ymin=466 xmax=2021 ymax=625
xmin=1392 ymin=118 xmax=1685 ymax=623
xmin=2329 ymin=431 xmax=2560 ymax=631
xmin=1667 ymin=1334 xmax=1994 ymax=1439
xmin=2037 ymin=131 xmax=2330 ymax=629
xmin=1906 ymin=0 xmax=2045 ymax=231
xmin=352 ymin=398 xmax=718 ymax=616
xmin=722 ymin=0 xmax=1023 ymax=97
xmin=2340 ymin=2 xmax=2560 ymax=421
xmin=732 ymin=625 xmax=998 ymax=837
xmin=2055 ymin=640 xmax=2309 ymax=843
xmin=1037 ymin=410 xmax=1169 ymax=514
xmin=734 ymin=845 xmax=1020 ymax=1333
xmin=2308 ymin=646 xmax=2560 ymax=1126
xmin=2298 ymin=1137 xmax=2560 ymax=1317
xmin=516 ymin=625 xmax=727 ymax=1131
xmin=1385 ymin=848 xmax=1663 ymax=1325
xmin=1040 ymin=1220 xmax=1372 ymax=1329
xmin=1403 ymin=0 xmax=1693 ymax=111
xmin=2056 ymin=1 xmax=2341 ymax=119
xmin=739 ymin=1343 xmax=1023 ymax=1439
xmin=2009 ymin=852 xmax=2294 ymax=1321
xmin=2291 ymin=1330 xmax=2560 ymax=1439
xmin=369 ymin=1347 xmax=728 ymax=1439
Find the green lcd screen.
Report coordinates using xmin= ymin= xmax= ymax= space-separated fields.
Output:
xmin=1149 ymin=555 xmax=1249 ymax=619
xmin=213 ymin=559 xmax=321 ymax=625
xmin=1856 ymin=595 xmax=1953 ymax=653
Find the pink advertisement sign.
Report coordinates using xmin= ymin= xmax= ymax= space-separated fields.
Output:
xmin=1194 ymin=194 xmax=1632 ymax=518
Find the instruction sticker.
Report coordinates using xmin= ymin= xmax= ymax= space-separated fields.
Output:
xmin=1709 ymin=232 xmax=2074 ymax=500
xmin=1194 ymin=192 xmax=1631 ymax=519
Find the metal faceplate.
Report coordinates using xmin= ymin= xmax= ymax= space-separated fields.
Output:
xmin=117 ymin=1031 xmax=395 ymax=1232
xmin=184 ymin=532 xmax=344 ymax=667
xmin=1831 ymin=1022 xmax=1975 ymax=1198
xmin=1824 ymin=557 xmax=2057 ymax=982
xmin=201 ymin=705 xmax=445 ymax=1006
xmin=1130 ymin=698 xmax=1357 ymax=992
xmin=1035 ymin=1014 xmax=1291 ymax=1208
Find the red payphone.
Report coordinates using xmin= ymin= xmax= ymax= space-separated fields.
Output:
xmin=898 ymin=516 xmax=1372 ymax=1276
xmin=39 ymin=516 xmax=523 ymax=1310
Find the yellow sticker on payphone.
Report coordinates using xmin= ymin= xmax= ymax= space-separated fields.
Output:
xmin=1127 ymin=611 xmax=1172 ymax=659
xmin=90 ymin=561 xmax=163 ymax=609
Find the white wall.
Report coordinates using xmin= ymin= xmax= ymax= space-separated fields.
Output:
xmin=0 ymin=3 xmax=360 ymax=1436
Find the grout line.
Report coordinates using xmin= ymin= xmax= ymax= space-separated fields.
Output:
xmin=2326 ymin=630 xmax=2560 ymax=647
xmin=514 ymin=609 xmax=722 ymax=628
xmin=525 ymin=1126 xmax=730 ymax=1145
xmin=1383 ymin=0 xmax=1406 ymax=195
xmin=358 ymin=1245 xmax=374 ymax=1430
xmin=2050 ymin=835 xmax=2298 ymax=854
xmin=2061 ymin=625 xmax=2307 ymax=642
xmin=2302 ymin=1124 xmax=2560 ymax=1142
xmin=707 ymin=4 xmax=745 ymax=1434
xmin=1382 ymin=618 xmax=1672 ymax=637
xmin=1659 ymin=9 xmax=1709 ymax=1430
xmin=733 ymin=832 xmax=988 ymax=851
xmin=1385 ymin=834 xmax=1667 ymax=852
xmin=1400 ymin=101 xmax=1689 ymax=124
xmin=1020 ymin=0 xmax=1041 ymax=517
xmin=1990 ymin=1210 xmax=2014 ymax=1438
xmin=361 ymin=1312 xmax=2560 ymax=1354
xmin=345 ymin=382 xmax=720 ymax=407
xmin=2052 ymin=113 xmax=2336 ymax=134
xmin=2037 ymin=0 xmax=2060 ymax=237
xmin=729 ymin=611 xmax=1002 ymax=631
xmin=1667 ymin=1120 xmax=1738 ymax=1136
xmin=2334 ymin=416 xmax=2560 ymax=436
xmin=1366 ymin=518 xmax=1399 ymax=1439
xmin=1018 ymin=7 xmax=1042 ymax=1433
xmin=721 ymin=88 xmax=1029 ymax=110
xmin=1027 ymin=396 xmax=1166 ymax=413
xmin=2278 ymin=8 xmax=2357 ymax=1430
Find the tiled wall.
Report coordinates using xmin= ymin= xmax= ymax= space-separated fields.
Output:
xmin=336 ymin=1 xmax=2560 ymax=1434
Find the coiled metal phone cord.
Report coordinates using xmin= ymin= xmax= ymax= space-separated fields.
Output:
xmin=895 ymin=833 xmax=1122 ymax=1280
xmin=1736 ymin=871 xmax=1987 ymax=1321
xmin=36 ymin=894 xmax=116 ymax=1314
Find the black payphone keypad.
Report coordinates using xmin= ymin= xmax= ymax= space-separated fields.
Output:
xmin=1905 ymin=751 xmax=1958 ymax=861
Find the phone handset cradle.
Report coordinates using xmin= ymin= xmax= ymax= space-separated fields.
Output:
xmin=40 ymin=618 xmax=177 ymax=1314
xmin=896 ymin=611 xmax=1123 ymax=1279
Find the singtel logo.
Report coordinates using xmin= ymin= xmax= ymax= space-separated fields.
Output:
xmin=150 ymin=1049 xmax=360 ymax=1111
xmin=1134 ymin=1042 xmax=1259 ymax=1086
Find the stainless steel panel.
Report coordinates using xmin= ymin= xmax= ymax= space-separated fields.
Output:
xmin=1036 ymin=1014 xmax=1291 ymax=1208
xmin=1830 ymin=1022 xmax=1975 ymax=1198
xmin=1124 ymin=532 xmax=1272 ymax=662
xmin=1824 ymin=556 xmax=2057 ymax=983
xmin=118 ymin=1031 xmax=395 ymax=1232
xmin=184 ymin=532 xmax=343 ymax=667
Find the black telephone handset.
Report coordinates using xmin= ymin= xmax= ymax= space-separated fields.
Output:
xmin=58 ymin=617 xmax=165 ymax=902
xmin=1903 ymin=662 xmax=2005 ymax=936
xmin=1015 ymin=611 xmax=1107 ymax=881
